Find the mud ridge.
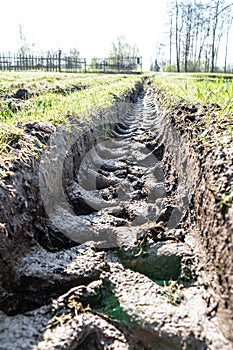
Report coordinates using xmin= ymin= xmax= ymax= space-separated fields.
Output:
xmin=0 ymin=81 xmax=232 ymax=349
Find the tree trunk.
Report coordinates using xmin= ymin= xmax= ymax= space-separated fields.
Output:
xmin=169 ymin=15 xmax=173 ymax=67
xmin=175 ymin=1 xmax=180 ymax=72
xmin=224 ymin=28 xmax=229 ymax=73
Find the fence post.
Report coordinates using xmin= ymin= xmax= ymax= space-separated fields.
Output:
xmin=84 ymin=58 xmax=87 ymax=73
xmin=58 ymin=50 xmax=62 ymax=72
xmin=139 ymin=57 xmax=142 ymax=72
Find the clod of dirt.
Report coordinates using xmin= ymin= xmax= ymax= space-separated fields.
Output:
xmin=1 ymin=245 xmax=108 ymax=315
xmin=12 ymin=88 xmax=33 ymax=100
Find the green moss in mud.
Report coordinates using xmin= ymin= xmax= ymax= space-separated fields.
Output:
xmin=103 ymin=293 xmax=134 ymax=326
xmin=117 ymin=246 xmax=182 ymax=281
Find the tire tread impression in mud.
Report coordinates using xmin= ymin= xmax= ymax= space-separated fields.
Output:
xmin=0 ymin=83 xmax=232 ymax=350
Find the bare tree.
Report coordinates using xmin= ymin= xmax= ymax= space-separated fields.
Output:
xmin=18 ymin=24 xmax=32 ymax=55
xmin=109 ymin=35 xmax=139 ymax=58
xmin=168 ymin=7 xmax=174 ymax=68
xmin=68 ymin=48 xmax=80 ymax=60
xmin=209 ymin=0 xmax=221 ymax=72
xmin=224 ymin=16 xmax=233 ymax=72
xmin=197 ymin=7 xmax=210 ymax=71
xmin=162 ymin=0 xmax=233 ymax=72
xmin=183 ymin=2 xmax=193 ymax=72
xmin=108 ymin=35 xmax=140 ymax=71
xmin=175 ymin=0 xmax=183 ymax=72
xmin=210 ymin=0 xmax=233 ymax=72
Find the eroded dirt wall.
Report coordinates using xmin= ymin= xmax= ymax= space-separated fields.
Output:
xmin=154 ymin=86 xmax=233 ymax=341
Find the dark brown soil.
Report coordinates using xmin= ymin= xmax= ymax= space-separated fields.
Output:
xmin=0 ymin=81 xmax=232 ymax=350
xmin=155 ymin=86 xmax=233 ymax=342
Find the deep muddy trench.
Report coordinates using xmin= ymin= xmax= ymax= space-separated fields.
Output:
xmin=0 ymin=85 xmax=232 ymax=350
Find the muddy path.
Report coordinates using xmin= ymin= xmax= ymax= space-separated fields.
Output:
xmin=0 ymin=83 xmax=232 ymax=349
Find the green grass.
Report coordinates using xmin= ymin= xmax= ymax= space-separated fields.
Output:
xmin=152 ymin=73 xmax=233 ymax=114
xmin=0 ymin=72 xmax=143 ymax=160
xmin=219 ymin=190 xmax=233 ymax=214
xmin=152 ymin=73 xmax=233 ymax=214
xmin=152 ymin=73 xmax=233 ymax=145
xmin=0 ymin=72 xmax=142 ymax=124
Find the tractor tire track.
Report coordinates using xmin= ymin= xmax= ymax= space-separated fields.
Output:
xmin=0 ymin=86 xmax=232 ymax=350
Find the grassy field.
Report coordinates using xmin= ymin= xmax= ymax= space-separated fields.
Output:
xmin=0 ymin=72 xmax=143 ymax=124
xmin=152 ymin=72 xmax=233 ymax=212
xmin=0 ymin=72 xmax=143 ymax=159
xmin=152 ymin=73 xmax=233 ymax=145
xmin=152 ymin=73 xmax=233 ymax=115
xmin=1 ymin=71 xmax=233 ymax=162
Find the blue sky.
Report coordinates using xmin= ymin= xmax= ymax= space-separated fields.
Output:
xmin=1 ymin=0 xmax=167 ymax=69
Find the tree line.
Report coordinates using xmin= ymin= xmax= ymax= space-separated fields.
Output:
xmin=17 ymin=26 xmax=139 ymax=66
xmin=1 ymin=34 xmax=141 ymax=73
xmin=155 ymin=0 xmax=233 ymax=73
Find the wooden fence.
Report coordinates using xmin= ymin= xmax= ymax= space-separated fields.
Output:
xmin=0 ymin=53 xmax=142 ymax=73
xmin=88 ymin=57 xmax=142 ymax=73
xmin=0 ymin=53 xmax=86 ymax=73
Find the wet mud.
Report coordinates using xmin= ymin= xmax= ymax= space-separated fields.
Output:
xmin=0 ymin=82 xmax=232 ymax=349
